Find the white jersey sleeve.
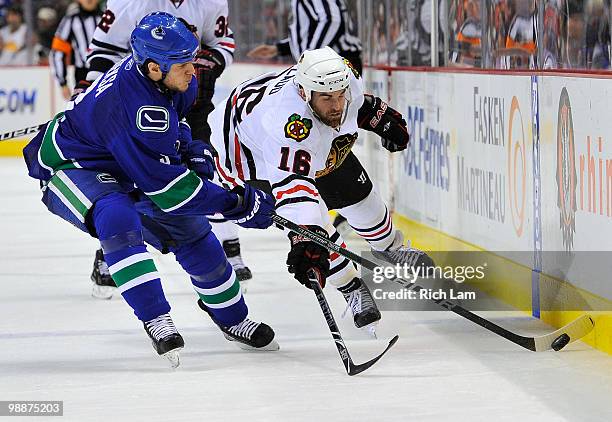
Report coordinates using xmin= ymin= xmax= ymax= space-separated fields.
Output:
xmin=86 ymin=0 xmax=234 ymax=82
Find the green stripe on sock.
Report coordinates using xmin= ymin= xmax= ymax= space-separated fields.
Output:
xmin=49 ymin=174 xmax=89 ymax=218
xmin=111 ymin=259 xmax=157 ymax=287
xmin=198 ymin=279 xmax=241 ymax=305
xmin=39 ymin=112 xmax=67 ymax=171
xmin=146 ymin=170 xmax=201 ymax=211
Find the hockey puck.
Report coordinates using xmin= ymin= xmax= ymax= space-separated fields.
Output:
xmin=551 ymin=333 xmax=570 ymax=351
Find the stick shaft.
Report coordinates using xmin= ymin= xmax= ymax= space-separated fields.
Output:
xmin=0 ymin=123 xmax=45 ymax=142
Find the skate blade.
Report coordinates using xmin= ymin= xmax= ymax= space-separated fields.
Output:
xmin=239 ymin=280 xmax=249 ymax=294
xmin=359 ymin=321 xmax=379 ymax=339
xmin=162 ymin=347 xmax=183 ymax=369
xmin=231 ymin=339 xmax=280 ymax=352
xmin=365 ymin=325 xmax=378 ymax=339
xmin=91 ymin=283 xmax=115 ymax=300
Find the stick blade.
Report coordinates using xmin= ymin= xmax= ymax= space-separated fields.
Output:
xmin=533 ymin=315 xmax=595 ymax=352
xmin=348 ymin=335 xmax=399 ymax=376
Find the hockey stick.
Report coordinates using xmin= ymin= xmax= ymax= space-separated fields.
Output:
xmin=273 ymin=213 xmax=595 ymax=352
xmin=0 ymin=123 xmax=45 ymax=142
xmin=306 ymin=268 xmax=399 ymax=376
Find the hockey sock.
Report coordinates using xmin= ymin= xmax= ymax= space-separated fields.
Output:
xmin=326 ymin=228 xmax=359 ymax=288
xmin=174 ymin=231 xmax=247 ymax=327
xmin=93 ymin=192 xmax=169 ymax=321
xmin=336 ymin=189 xmax=395 ymax=251
xmin=337 ymin=277 xmax=362 ymax=294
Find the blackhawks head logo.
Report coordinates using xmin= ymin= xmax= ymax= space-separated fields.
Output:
xmin=284 ymin=113 xmax=312 ymax=142
xmin=315 ymin=132 xmax=358 ymax=177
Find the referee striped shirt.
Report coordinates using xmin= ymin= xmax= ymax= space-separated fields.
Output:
xmin=277 ymin=0 xmax=362 ymax=62
xmin=50 ymin=3 xmax=102 ymax=87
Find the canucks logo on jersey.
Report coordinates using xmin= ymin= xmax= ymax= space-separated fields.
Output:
xmin=136 ymin=106 xmax=170 ymax=132
xmin=284 ymin=113 xmax=312 ymax=142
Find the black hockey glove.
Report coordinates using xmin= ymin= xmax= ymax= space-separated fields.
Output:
xmin=193 ymin=48 xmax=226 ymax=105
xmin=358 ymin=94 xmax=409 ymax=153
xmin=194 ymin=48 xmax=226 ymax=79
xmin=286 ymin=226 xmax=330 ymax=289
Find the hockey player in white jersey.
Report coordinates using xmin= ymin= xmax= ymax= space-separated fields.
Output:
xmin=85 ymin=0 xmax=234 ymax=82
xmin=81 ymin=0 xmax=254 ymax=298
xmin=208 ymin=47 xmax=435 ymax=332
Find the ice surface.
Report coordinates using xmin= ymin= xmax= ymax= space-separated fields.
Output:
xmin=1 ymin=158 xmax=611 ymax=422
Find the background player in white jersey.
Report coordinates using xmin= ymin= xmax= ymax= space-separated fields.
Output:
xmin=80 ymin=0 xmax=253 ymax=298
xmin=209 ymin=47 xmax=435 ymax=333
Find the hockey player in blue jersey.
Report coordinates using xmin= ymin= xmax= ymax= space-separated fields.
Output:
xmin=84 ymin=0 xmax=254 ymax=299
xmin=23 ymin=12 xmax=279 ymax=367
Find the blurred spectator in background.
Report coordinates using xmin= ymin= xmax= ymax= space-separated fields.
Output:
xmin=584 ymin=0 xmax=610 ymax=69
xmin=0 ymin=5 xmax=33 ymax=65
xmin=247 ymin=0 xmax=362 ymax=72
xmin=492 ymin=0 xmax=511 ymax=49
xmin=542 ymin=0 xmax=562 ymax=68
xmin=50 ymin=0 xmax=102 ymax=100
xmin=405 ymin=0 xmax=447 ymax=66
xmin=503 ymin=0 xmax=537 ymax=68
xmin=450 ymin=0 xmax=482 ymax=67
xmin=390 ymin=0 xmax=410 ymax=66
xmin=562 ymin=0 xmax=586 ymax=68
xmin=262 ymin=0 xmax=280 ymax=44
xmin=0 ymin=0 xmax=13 ymax=27
xmin=370 ymin=1 xmax=388 ymax=65
xmin=228 ymin=0 xmax=289 ymax=61
xmin=35 ymin=6 xmax=57 ymax=64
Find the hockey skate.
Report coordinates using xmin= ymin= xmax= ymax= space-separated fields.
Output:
xmin=91 ymin=249 xmax=117 ymax=299
xmin=223 ymin=239 xmax=252 ymax=293
xmin=339 ymin=278 xmax=381 ymax=337
xmin=143 ymin=313 xmax=185 ymax=368
xmin=197 ymin=300 xmax=279 ymax=351
xmin=370 ymin=232 xmax=435 ymax=278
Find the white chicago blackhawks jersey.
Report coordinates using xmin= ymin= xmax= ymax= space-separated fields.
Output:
xmin=86 ymin=0 xmax=234 ymax=80
xmin=209 ymin=64 xmax=365 ymax=227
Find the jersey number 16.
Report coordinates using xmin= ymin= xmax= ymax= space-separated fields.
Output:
xmin=279 ymin=147 xmax=311 ymax=176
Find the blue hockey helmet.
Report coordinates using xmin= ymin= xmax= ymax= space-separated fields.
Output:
xmin=130 ymin=11 xmax=199 ymax=74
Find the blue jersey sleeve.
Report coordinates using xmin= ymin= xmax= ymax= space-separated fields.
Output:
xmin=105 ymin=86 xmax=237 ymax=216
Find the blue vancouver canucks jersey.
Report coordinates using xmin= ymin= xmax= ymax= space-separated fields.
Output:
xmin=24 ymin=55 xmax=237 ymax=215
